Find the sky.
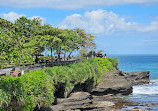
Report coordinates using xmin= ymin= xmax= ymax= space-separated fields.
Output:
xmin=0 ymin=0 xmax=158 ymax=55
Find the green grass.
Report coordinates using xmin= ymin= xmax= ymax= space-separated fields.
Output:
xmin=0 ymin=57 xmax=118 ymax=111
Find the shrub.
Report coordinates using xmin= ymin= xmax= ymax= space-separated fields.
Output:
xmin=0 ymin=57 xmax=117 ymax=110
xmin=21 ymin=70 xmax=55 ymax=110
xmin=0 ymin=71 xmax=55 ymax=111
xmin=108 ymin=57 xmax=119 ymax=69
xmin=95 ymin=57 xmax=117 ymax=71
xmin=0 ymin=76 xmax=26 ymax=111
xmin=43 ymin=58 xmax=102 ymax=92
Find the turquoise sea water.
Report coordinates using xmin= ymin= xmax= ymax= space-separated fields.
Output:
xmin=110 ymin=55 xmax=158 ymax=79
xmin=109 ymin=55 xmax=158 ymax=110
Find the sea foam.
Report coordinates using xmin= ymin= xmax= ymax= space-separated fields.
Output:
xmin=133 ymin=79 xmax=158 ymax=95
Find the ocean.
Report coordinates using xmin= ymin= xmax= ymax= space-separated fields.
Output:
xmin=109 ymin=55 xmax=158 ymax=110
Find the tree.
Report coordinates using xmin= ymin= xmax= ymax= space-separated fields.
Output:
xmin=43 ymin=27 xmax=79 ymax=60
xmin=78 ymin=48 xmax=88 ymax=57
xmin=0 ymin=18 xmax=33 ymax=68
xmin=60 ymin=29 xmax=80 ymax=59
xmin=14 ymin=16 xmax=42 ymax=40
xmin=74 ymin=28 xmax=96 ymax=57
xmin=74 ymin=28 xmax=96 ymax=51
xmin=15 ymin=16 xmax=45 ymax=63
xmin=87 ymin=50 xmax=96 ymax=58
xmin=42 ymin=25 xmax=63 ymax=62
xmin=0 ymin=16 xmax=97 ymax=69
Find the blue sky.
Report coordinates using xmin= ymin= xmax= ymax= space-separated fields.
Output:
xmin=0 ymin=0 xmax=158 ymax=55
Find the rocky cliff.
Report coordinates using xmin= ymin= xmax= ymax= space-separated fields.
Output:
xmin=37 ymin=70 xmax=150 ymax=111
xmin=123 ymin=71 xmax=150 ymax=85
xmin=91 ymin=70 xmax=133 ymax=96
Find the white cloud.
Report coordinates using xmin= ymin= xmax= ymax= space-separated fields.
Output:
xmin=0 ymin=12 xmax=46 ymax=24
xmin=29 ymin=16 xmax=46 ymax=24
xmin=0 ymin=0 xmax=158 ymax=9
xmin=138 ymin=20 xmax=158 ymax=32
xmin=0 ymin=12 xmax=25 ymax=23
xmin=59 ymin=9 xmax=158 ymax=36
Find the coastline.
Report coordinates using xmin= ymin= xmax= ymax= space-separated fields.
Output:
xmin=0 ymin=57 xmax=154 ymax=111
xmin=39 ymin=70 xmax=150 ymax=111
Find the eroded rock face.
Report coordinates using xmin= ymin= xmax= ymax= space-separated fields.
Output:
xmin=39 ymin=92 xmax=116 ymax=111
xmin=38 ymin=70 xmax=150 ymax=111
xmin=123 ymin=71 xmax=150 ymax=86
xmin=91 ymin=70 xmax=133 ymax=96
xmin=54 ymin=70 xmax=150 ymax=99
xmin=54 ymin=78 xmax=95 ymax=98
xmin=39 ymin=92 xmax=92 ymax=111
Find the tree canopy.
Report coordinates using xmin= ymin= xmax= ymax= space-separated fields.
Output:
xmin=0 ymin=16 xmax=96 ymax=68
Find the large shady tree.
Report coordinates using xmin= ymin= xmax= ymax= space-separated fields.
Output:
xmin=14 ymin=16 xmax=46 ymax=63
xmin=0 ymin=16 xmax=97 ymax=69
xmin=0 ymin=18 xmax=33 ymax=68
xmin=74 ymin=28 xmax=96 ymax=57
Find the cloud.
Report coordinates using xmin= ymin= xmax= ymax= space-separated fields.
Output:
xmin=0 ymin=12 xmax=46 ymax=24
xmin=0 ymin=0 xmax=158 ymax=9
xmin=0 ymin=12 xmax=25 ymax=23
xmin=137 ymin=20 xmax=158 ymax=32
xmin=59 ymin=9 xmax=158 ymax=36
xmin=29 ymin=16 xmax=46 ymax=24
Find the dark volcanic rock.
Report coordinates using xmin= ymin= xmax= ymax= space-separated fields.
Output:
xmin=54 ymin=78 xmax=95 ymax=98
xmin=56 ymin=92 xmax=92 ymax=104
xmin=38 ymin=70 xmax=150 ymax=111
xmin=91 ymin=70 xmax=133 ymax=96
xmin=39 ymin=92 xmax=116 ymax=111
xmin=40 ymin=92 xmax=93 ymax=111
xmin=123 ymin=71 xmax=150 ymax=85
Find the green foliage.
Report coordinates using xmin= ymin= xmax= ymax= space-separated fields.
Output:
xmin=78 ymin=48 xmax=88 ymax=57
xmin=0 ymin=16 xmax=97 ymax=68
xmin=22 ymin=70 xmax=55 ymax=109
xmin=74 ymin=28 xmax=96 ymax=50
xmin=0 ymin=76 xmax=26 ymax=111
xmin=108 ymin=57 xmax=119 ymax=69
xmin=43 ymin=59 xmax=102 ymax=92
xmin=43 ymin=58 xmax=116 ymax=93
xmin=0 ymin=71 xmax=54 ymax=111
xmin=0 ymin=57 xmax=117 ymax=110
xmin=95 ymin=57 xmax=117 ymax=71
xmin=0 ymin=17 xmax=34 ymax=68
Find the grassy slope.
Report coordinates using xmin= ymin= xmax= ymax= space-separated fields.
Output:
xmin=0 ymin=57 xmax=118 ymax=111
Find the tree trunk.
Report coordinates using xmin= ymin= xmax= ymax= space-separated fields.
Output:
xmin=68 ymin=51 xmax=72 ymax=59
xmin=58 ymin=47 xmax=61 ymax=60
xmin=58 ymin=50 xmax=60 ymax=60
xmin=64 ymin=51 xmax=66 ymax=61
xmin=35 ymin=55 xmax=38 ymax=63
xmin=51 ymin=48 xmax=53 ymax=63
